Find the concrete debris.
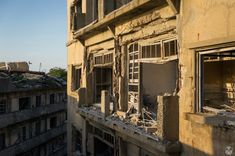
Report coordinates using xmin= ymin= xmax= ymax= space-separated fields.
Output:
xmin=225 ymin=121 xmax=235 ymax=127
xmin=221 ymin=104 xmax=235 ymax=112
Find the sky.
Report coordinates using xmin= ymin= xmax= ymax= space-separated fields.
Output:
xmin=0 ymin=0 xmax=67 ymax=72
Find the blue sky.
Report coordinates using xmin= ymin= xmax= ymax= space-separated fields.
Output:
xmin=0 ymin=0 xmax=67 ymax=72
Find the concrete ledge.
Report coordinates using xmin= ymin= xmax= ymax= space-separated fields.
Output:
xmin=0 ymin=103 xmax=66 ymax=129
xmin=0 ymin=124 xmax=66 ymax=156
xmin=78 ymin=107 xmax=181 ymax=155
xmin=184 ymin=113 xmax=235 ymax=128
xmin=73 ymin=0 xmax=167 ymax=39
xmin=185 ymin=35 xmax=235 ymax=50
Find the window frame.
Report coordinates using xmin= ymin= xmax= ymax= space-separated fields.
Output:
xmin=195 ymin=46 xmax=235 ymax=113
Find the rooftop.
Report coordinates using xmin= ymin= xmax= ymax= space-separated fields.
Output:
xmin=0 ymin=70 xmax=66 ymax=93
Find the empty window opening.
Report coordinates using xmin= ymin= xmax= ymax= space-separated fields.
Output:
xmin=141 ymin=61 xmax=178 ymax=113
xmin=19 ymin=97 xmax=31 ymax=110
xmin=94 ymin=137 xmax=114 ymax=156
xmin=72 ymin=127 xmax=82 ymax=153
xmin=0 ymin=133 xmax=5 ymax=150
xmin=58 ymin=93 xmax=64 ymax=102
xmin=22 ymin=126 xmax=27 ymax=141
xmin=116 ymin=0 xmax=133 ymax=9
xmin=49 ymin=94 xmax=55 ymax=104
xmin=197 ymin=50 xmax=235 ymax=113
xmin=86 ymin=0 xmax=98 ymax=24
xmin=104 ymin=0 xmax=116 ymax=15
xmin=70 ymin=0 xmax=85 ymax=31
xmin=0 ymin=99 xmax=7 ymax=114
xmin=94 ymin=67 xmax=113 ymax=103
xmin=36 ymin=96 xmax=41 ymax=107
xmin=104 ymin=132 xmax=114 ymax=145
xmin=50 ymin=117 xmax=57 ymax=129
xmin=35 ymin=121 xmax=41 ymax=136
xmin=72 ymin=66 xmax=82 ymax=91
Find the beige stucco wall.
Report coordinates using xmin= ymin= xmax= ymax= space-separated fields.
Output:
xmin=179 ymin=0 xmax=235 ymax=155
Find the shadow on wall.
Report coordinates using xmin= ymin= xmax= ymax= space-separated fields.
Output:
xmin=181 ymin=120 xmax=235 ymax=156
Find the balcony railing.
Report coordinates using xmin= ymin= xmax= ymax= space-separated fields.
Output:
xmin=0 ymin=102 xmax=66 ymax=129
xmin=0 ymin=124 xmax=66 ymax=155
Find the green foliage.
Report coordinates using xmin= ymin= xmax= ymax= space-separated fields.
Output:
xmin=47 ymin=67 xmax=67 ymax=80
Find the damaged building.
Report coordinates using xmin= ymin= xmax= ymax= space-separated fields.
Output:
xmin=66 ymin=0 xmax=235 ymax=156
xmin=0 ymin=62 xmax=67 ymax=156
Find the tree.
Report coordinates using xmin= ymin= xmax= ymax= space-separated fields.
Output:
xmin=47 ymin=67 xmax=67 ymax=80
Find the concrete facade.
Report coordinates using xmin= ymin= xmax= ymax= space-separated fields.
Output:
xmin=0 ymin=69 xmax=67 ymax=156
xmin=67 ymin=0 xmax=235 ymax=156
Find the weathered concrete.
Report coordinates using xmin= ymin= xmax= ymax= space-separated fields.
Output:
xmin=178 ymin=0 xmax=235 ymax=155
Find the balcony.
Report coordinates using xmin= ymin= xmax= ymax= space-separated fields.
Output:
xmin=77 ymin=95 xmax=181 ymax=155
xmin=0 ymin=103 xmax=66 ymax=129
xmin=72 ymin=0 xmax=167 ymax=39
xmin=0 ymin=124 xmax=66 ymax=155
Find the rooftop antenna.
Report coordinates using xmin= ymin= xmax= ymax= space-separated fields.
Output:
xmin=28 ymin=61 xmax=32 ymax=70
xmin=39 ymin=63 xmax=42 ymax=72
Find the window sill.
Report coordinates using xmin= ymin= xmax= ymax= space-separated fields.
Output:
xmin=184 ymin=112 xmax=235 ymax=128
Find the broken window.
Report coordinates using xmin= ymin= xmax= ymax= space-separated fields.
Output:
xmin=72 ymin=66 xmax=82 ymax=91
xmin=22 ymin=126 xmax=27 ymax=141
xmin=19 ymin=97 xmax=31 ymax=110
xmin=49 ymin=94 xmax=55 ymax=104
xmin=36 ymin=95 xmax=41 ymax=107
xmin=163 ymin=39 xmax=178 ymax=57
xmin=140 ymin=39 xmax=178 ymax=59
xmin=128 ymin=43 xmax=139 ymax=111
xmin=128 ymin=39 xmax=178 ymax=113
xmin=0 ymin=99 xmax=7 ymax=114
xmin=141 ymin=43 xmax=161 ymax=58
xmin=50 ymin=117 xmax=57 ymax=129
xmin=196 ymin=48 xmax=235 ymax=113
xmin=94 ymin=67 xmax=113 ymax=103
xmin=0 ymin=133 xmax=5 ymax=150
xmin=94 ymin=52 xmax=113 ymax=66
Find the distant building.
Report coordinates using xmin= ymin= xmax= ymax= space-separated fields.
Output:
xmin=0 ymin=64 xmax=67 ymax=156
xmin=66 ymin=0 xmax=235 ymax=156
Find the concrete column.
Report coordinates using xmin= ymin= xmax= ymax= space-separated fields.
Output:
xmin=82 ymin=120 xmax=87 ymax=156
xmin=101 ymin=90 xmax=110 ymax=117
xmin=118 ymin=137 xmax=127 ymax=156
xmin=98 ymin=0 xmax=104 ymax=20
xmin=120 ymin=46 xmax=128 ymax=112
xmin=156 ymin=95 xmax=179 ymax=141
